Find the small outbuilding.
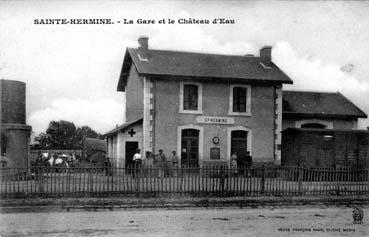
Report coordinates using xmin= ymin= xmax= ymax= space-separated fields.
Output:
xmin=282 ymin=128 xmax=369 ymax=168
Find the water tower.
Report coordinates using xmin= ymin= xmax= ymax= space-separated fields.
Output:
xmin=0 ymin=79 xmax=32 ymax=168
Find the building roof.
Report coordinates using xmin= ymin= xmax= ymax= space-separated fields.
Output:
xmin=283 ymin=91 xmax=367 ymax=119
xmin=104 ymin=118 xmax=143 ymax=136
xmin=118 ymin=48 xmax=293 ymax=91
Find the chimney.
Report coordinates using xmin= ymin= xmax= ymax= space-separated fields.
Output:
xmin=138 ymin=36 xmax=149 ymax=61
xmin=260 ymin=46 xmax=272 ymax=68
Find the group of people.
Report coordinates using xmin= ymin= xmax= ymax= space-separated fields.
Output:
xmin=230 ymin=151 xmax=253 ymax=174
xmin=131 ymin=149 xmax=179 ymax=178
xmin=34 ymin=151 xmax=79 ymax=168
xmin=102 ymin=149 xmax=253 ymax=177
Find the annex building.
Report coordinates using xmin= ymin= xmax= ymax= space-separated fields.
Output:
xmin=281 ymin=91 xmax=368 ymax=168
xmin=105 ymin=37 xmax=293 ymax=168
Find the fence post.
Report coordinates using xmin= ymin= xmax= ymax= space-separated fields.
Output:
xmin=38 ymin=167 xmax=44 ymax=197
xmin=261 ymin=165 xmax=265 ymax=195
xmin=298 ymin=166 xmax=303 ymax=195
xmin=89 ymin=169 xmax=93 ymax=195
xmin=135 ymin=164 xmax=140 ymax=196
xmin=110 ymin=167 xmax=114 ymax=196
xmin=366 ymin=168 xmax=369 ymax=195
xmin=66 ymin=168 xmax=70 ymax=197
xmin=220 ymin=165 xmax=225 ymax=194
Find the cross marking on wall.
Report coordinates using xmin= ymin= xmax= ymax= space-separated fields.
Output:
xmin=128 ymin=129 xmax=136 ymax=137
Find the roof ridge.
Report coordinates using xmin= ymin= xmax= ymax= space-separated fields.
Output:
xmin=283 ymin=90 xmax=338 ymax=94
xmin=128 ymin=47 xmax=257 ymax=58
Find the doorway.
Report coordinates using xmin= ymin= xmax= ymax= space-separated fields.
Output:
xmin=125 ymin=141 xmax=138 ymax=170
xmin=231 ymin=130 xmax=248 ymax=164
xmin=181 ymin=129 xmax=199 ymax=168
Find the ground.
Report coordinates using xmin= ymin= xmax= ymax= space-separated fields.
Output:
xmin=0 ymin=207 xmax=368 ymax=236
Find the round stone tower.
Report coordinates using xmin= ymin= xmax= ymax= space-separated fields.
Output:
xmin=0 ymin=79 xmax=32 ymax=168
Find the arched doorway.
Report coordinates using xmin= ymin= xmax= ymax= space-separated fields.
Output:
xmin=231 ymin=130 xmax=248 ymax=160
xmin=181 ymin=129 xmax=199 ymax=168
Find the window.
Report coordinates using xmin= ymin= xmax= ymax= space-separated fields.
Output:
xmin=179 ymin=82 xmax=202 ymax=114
xmin=184 ymin=84 xmax=198 ymax=110
xmin=233 ymin=87 xmax=247 ymax=112
xmin=229 ymin=85 xmax=251 ymax=115
xmin=1 ymin=133 xmax=6 ymax=156
xmin=301 ymin=123 xmax=326 ymax=129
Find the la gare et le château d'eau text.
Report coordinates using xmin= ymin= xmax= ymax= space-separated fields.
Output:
xmin=33 ymin=18 xmax=235 ymax=25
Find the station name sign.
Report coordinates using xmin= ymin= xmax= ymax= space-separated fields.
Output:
xmin=196 ymin=116 xmax=235 ymax=125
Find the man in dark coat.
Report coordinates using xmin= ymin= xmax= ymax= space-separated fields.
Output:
xmin=104 ymin=156 xmax=113 ymax=176
xmin=245 ymin=151 xmax=252 ymax=167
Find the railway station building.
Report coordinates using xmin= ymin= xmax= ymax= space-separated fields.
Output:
xmin=105 ymin=36 xmax=293 ymax=168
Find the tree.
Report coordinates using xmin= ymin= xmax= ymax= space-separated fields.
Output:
xmin=34 ymin=120 xmax=102 ymax=150
xmin=75 ymin=126 xmax=100 ymax=149
xmin=45 ymin=120 xmax=77 ymax=149
xmin=34 ymin=132 xmax=52 ymax=149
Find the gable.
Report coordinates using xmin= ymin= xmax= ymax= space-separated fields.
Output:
xmin=104 ymin=118 xmax=143 ymax=137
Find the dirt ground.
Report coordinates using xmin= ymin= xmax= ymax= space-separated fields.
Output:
xmin=0 ymin=207 xmax=368 ymax=236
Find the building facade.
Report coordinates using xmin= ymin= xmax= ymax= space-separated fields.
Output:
xmin=282 ymin=128 xmax=369 ymax=168
xmin=105 ymin=37 xmax=292 ymax=167
xmin=0 ymin=79 xmax=32 ymax=168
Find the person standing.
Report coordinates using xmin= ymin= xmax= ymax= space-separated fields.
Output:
xmin=245 ymin=151 xmax=252 ymax=168
xmin=171 ymin=151 xmax=179 ymax=177
xmin=35 ymin=151 xmax=43 ymax=180
xmin=165 ymin=151 xmax=174 ymax=177
xmin=132 ymin=149 xmax=142 ymax=178
xmin=144 ymin=151 xmax=154 ymax=176
xmin=104 ymin=157 xmax=112 ymax=176
xmin=156 ymin=149 xmax=166 ymax=178
xmin=231 ymin=152 xmax=238 ymax=175
xmin=237 ymin=150 xmax=246 ymax=175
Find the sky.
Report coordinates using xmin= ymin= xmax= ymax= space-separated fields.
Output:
xmin=1 ymin=0 xmax=369 ymax=135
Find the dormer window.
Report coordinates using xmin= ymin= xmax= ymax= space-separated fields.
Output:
xmin=179 ymin=82 xmax=202 ymax=114
xmin=229 ymin=85 xmax=251 ymax=116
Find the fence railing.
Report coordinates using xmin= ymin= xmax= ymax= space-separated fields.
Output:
xmin=0 ymin=166 xmax=368 ymax=199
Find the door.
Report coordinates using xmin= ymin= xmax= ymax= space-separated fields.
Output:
xmin=181 ymin=129 xmax=199 ymax=168
xmin=316 ymin=134 xmax=334 ymax=167
xmin=125 ymin=141 xmax=138 ymax=170
xmin=231 ymin=130 xmax=248 ymax=166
